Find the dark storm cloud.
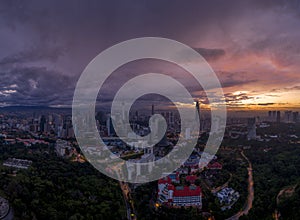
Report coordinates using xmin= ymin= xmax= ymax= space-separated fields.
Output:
xmin=0 ymin=0 xmax=300 ymax=107
xmin=0 ymin=46 xmax=64 ymax=65
xmin=0 ymin=67 xmax=75 ymax=106
xmin=1 ymin=0 xmax=293 ymax=50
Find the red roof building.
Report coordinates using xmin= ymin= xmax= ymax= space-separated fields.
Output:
xmin=207 ymin=162 xmax=223 ymax=170
xmin=158 ymin=176 xmax=172 ymax=185
xmin=171 ymin=185 xmax=202 ymax=207
xmin=185 ymin=175 xmax=197 ymax=183
xmin=157 ymin=174 xmax=203 ymax=208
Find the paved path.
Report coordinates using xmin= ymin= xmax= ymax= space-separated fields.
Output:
xmin=226 ymin=151 xmax=254 ymax=220
xmin=119 ymin=181 xmax=137 ymax=220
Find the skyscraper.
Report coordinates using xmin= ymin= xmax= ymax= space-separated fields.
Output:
xmin=284 ymin=111 xmax=292 ymax=123
xmin=247 ymin=117 xmax=256 ymax=140
xmin=276 ymin=111 xmax=281 ymax=123
xmin=39 ymin=115 xmax=46 ymax=133
xmin=292 ymin=112 xmax=299 ymax=123
xmin=151 ymin=104 xmax=154 ymax=115
xmin=106 ymin=115 xmax=115 ymax=137
xmin=195 ymin=101 xmax=201 ymax=133
xmin=268 ymin=111 xmax=272 ymax=120
xmin=195 ymin=101 xmax=200 ymax=121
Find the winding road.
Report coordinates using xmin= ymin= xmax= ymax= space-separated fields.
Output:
xmin=226 ymin=151 xmax=254 ymax=220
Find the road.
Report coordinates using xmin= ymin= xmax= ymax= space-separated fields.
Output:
xmin=119 ymin=181 xmax=137 ymax=220
xmin=2 ymin=208 xmax=13 ymax=220
xmin=114 ymin=167 xmax=137 ymax=220
xmin=273 ymin=184 xmax=297 ymax=220
xmin=226 ymin=151 xmax=254 ymax=220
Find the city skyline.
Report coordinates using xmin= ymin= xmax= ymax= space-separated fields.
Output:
xmin=1 ymin=2 xmax=300 ymax=219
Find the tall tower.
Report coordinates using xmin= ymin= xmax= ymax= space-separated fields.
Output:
xmin=106 ymin=115 xmax=115 ymax=137
xmin=151 ymin=104 xmax=154 ymax=115
xmin=195 ymin=100 xmax=201 ymax=133
xmin=247 ymin=117 xmax=256 ymax=140
xmin=195 ymin=101 xmax=200 ymax=121
xmin=39 ymin=115 xmax=46 ymax=133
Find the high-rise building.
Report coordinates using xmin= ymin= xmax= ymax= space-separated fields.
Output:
xmin=284 ymin=111 xmax=292 ymax=123
xmin=276 ymin=111 xmax=281 ymax=123
xmin=195 ymin=101 xmax=201 ymax=134
xmin=106 ymin=115 xmax=115 ymax=137
xmin=195 ymin=101 xmax=200 ymax=121
xmin=161 ymin=111 xmax=174 ymax=126
xmin=247 ymin=117 xmax=256 ymax=140
xmin=292 ymin=112 xmax=299 ymax=123
xmin=39 ymin=115 xmax=46 ymax=132
xmin=151 ymin=104 xmax=155 ymax=115
xmin=268 ymin=111 xmax=272 ymax=120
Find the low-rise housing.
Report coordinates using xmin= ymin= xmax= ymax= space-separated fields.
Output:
xmin=207 ymin=162 xmax=223 ymax=170
xmin=157 ymin=174 xmax=202 ymax=208
xmin=3 ymin=158 xmax=32 ymax=169
xmin=216 ymin=187 xmax=240 ymax=210
xmin=55 ymin=139 xmax=71 ymax=157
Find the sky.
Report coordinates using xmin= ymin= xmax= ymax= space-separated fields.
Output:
xmin=0 ymin=0 xmax=299 ymax=111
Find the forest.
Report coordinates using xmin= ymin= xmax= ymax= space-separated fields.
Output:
xmin=0 ymin=143 xmax=126 ymax=220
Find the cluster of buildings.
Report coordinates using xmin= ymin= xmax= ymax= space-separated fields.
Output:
xmin=227 ymin=117 xmax=257 ymax=141
xmin=156 ymin=150 xmax=238 ymax=211
xmin=268 ymin=110 xmax=299 ymax=123
xmin=178 ymin=152 xmax=221 ymax=173
xmin=157 ymin=172 xmax=203 ymax=208
xmin=55 ymin=139 xmax=84 ymax=162
xmin=0 ymin=111 xmax=75 ymax=139
xmin=153 ymin=132 xmax=246 ymax=211
xmin=226 ymin=110 xmax=300 ymax=142
xmin=216 ymin=187 xmax=240 ymax=210
xmin=55 ymin=139 xmax=72 ymax=157
xmin=3 ymin=158 xmax=32 ymax=169
xmin=29 ymin=114 xmax=75 ymax=138
xmin=126 ymin=147 xmax=155 ymax=181
xmin=2 ymin=138 xmax=49 ymax=147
